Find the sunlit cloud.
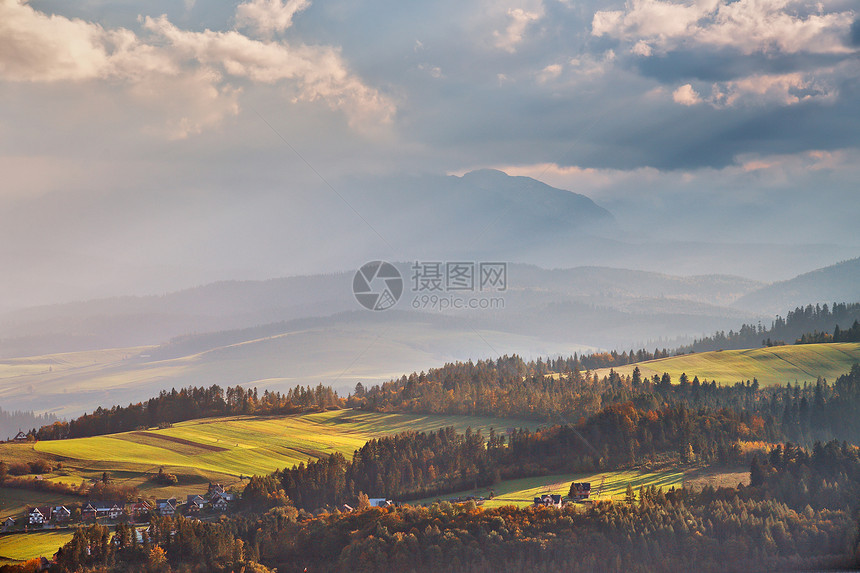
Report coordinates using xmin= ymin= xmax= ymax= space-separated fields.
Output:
xmin=593 ymin=0 xmax=857 ymax=56
xmin=0 ymin=0 xmax=393 ymax=135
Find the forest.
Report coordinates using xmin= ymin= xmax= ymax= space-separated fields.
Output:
xmin=9 ymin=312 xmax=860 ymax=571
xmin=8 ymin=437 xmax=858 ymax=573
xmin=3 ymin=361 xmax=860 ymax=570
xmin=675 ymin=302 xmax=860 ymax=352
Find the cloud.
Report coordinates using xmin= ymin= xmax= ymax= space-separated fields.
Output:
xmin=712 ymin=71 xmax=837 ymax=106
xmin=0 ymin=0 xmax=130 ymax=81
xmin=235 ymin=0 xmax=310 ymax=38
xmin=593 ymin=0 xmax=857 ymax=56
xmin=670 ymin=70 xmax=839 ymax=108
xmin=143 ymin=15 xmax=395 ymax=127
xmin=536 ymin=63 xmax=562 ymax=83
xmin=494 ymin=4 xmax=544 ymax=53
xmin=672 ymin=83 xmax=701 ymax=105
xmin=0 ymin=0 xmax=392 ymax=135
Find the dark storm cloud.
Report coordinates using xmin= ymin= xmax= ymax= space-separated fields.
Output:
xmin=632 ymin=49 xmax=849 ymax=83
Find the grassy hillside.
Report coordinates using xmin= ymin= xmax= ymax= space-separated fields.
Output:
xmin=594 ymin=342 xmax=860 ymax=386
xmin=0 ymin=531 xmax=74 ymax=563
xmin=1 ymin=409 xmax=537 ymax=516
xmin=414 ymin=468 xmax=690 ymax=508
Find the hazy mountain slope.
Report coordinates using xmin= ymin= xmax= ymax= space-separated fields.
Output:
xmin=0 ymin=263 xmax=762 ymax=358
xmin=735 ymin=257 xmax=860 ymax=314
xmin=0 ymin=312 xmax=597 ymax=417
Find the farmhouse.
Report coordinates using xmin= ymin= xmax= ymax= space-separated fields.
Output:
xmin=533 ymin=494 xmax=563 ymax=508
xmin=12 ymin=430 xmax=28 ymax=442
xmin=28 ymin=506 xmax=52 ymax=525
xmin=82 ymin=501 xmax=124 ymax=521
xmin=3 ymin=516 xmax=16 ymax=531
xmin=368 ymin=498 xmax=392 ymax=508
xmin=52 ymin=506 xmax=72 ymax=523
xmin=570 ymin=482 xmax=592 ymax=501
xmin=129 ymin=500 xmax=153 ymax=521
xmin=209 ymin=493 xmax=229 ymax=511
xmin=186 ymin=495 xmax=207 ymax=513
xmin=156 ymin=498 xmax=178 ymax=516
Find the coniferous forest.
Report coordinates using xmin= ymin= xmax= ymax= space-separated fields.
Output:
xmin=9 ymin=317 xmax=860 ymax=572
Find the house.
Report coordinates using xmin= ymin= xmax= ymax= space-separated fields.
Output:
xmin=28 ymin=506 xmax=52 ymax=525
xmin=3 ymin=517 xmax=15 ymax=531
xmin=82 ymin=501 xmax=124 ymax=521
xmin=570 ymin=482 xmax=591 ymax=501
xmin=207 ymin=482 xmax=224 ymax=496
xmin=129 ymin=500 xmax=153 ymax=521
xmin=533 ymin=494 xmax=562 ymax=508
xmin=210 ymin=493 xmax=229 ymax=512
xmin=12 ymin=430 xmax=28 ymax=442
xmin=156 ymin=498 xmax=178 ymax=516
xmin=368 ymin=498 xmax=390 ymax=508
xmin=338 ymin=504 xmax=354 ymax=513
xmin=52 ymin=506 xmax=72 ymax=523
xmin=186 ymin=495 xmax=207 ymax=513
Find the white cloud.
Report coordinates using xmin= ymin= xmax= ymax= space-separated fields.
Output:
xmin=131 ymin=68 xmax=242 ymax=140
xmin=0 ymin=0 xmax=127 ymax=81
xmin=494 ymin=3 xmax=544 ymax=53
xmin=631 ymin=41 xmax=653 ymax=56
xmin=712 ymin=71 xmax=837 ymax=106
xmin=593 ymin=0 xmax=856 ymax=56
xmin=672 ymin=83 xmax=701 ymax=105
xmin=235 ymin=0 xmax=310 ymax=38
xmin=668 ymin=71 xmax=836 ymax=108
xmin=0 ymin=0 xmax=393 ymax=135
xmin=537 ymin=63 xmax=562 ymax=83
xmin=143 ymin=15 xmax=394 ymax=128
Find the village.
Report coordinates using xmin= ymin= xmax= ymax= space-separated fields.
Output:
xmin=1 ymin=482 xmax=236 ymax=534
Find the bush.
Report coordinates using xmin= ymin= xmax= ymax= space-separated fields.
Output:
xmin=28 ymin=459 xmax=52 ymax=474
xmin=7 ymin=462 xmax=29 ymax=476
xmin=152 ymin=467 xmax=179 ymax=485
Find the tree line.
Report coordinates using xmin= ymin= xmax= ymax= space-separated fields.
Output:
xmin=676 ymin=302 xmax=860 ymax=352
xmin=243 ymin=401 xmax=766 ymax=513
xmin=30 ymin=438 xmax=860 ymax=572
xmin=34 ymin=384 xmax=340 ymax=440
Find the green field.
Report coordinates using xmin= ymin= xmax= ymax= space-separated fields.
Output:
xmin=0 ymin=531 xmax=74 ymax=562
xmin=31 ymin=410 xmax=536 ymax=478
xmin=415 ymin=469 xmax=687 ymax=509
xmin=1 ymin=409 xmax=537 ymax=518
xmin=594 ymin=342 xmax=860 ymax=387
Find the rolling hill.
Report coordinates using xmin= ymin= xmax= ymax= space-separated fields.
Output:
xmin=594 ymin=342 xmax=860 ymax=387
xmin=735 ymin=257 xmax=860 ymax=315
xmin=0 ymin=262 xmax=762 ymax=359
xmin=0 ymin=409 xmax=537 ymax=516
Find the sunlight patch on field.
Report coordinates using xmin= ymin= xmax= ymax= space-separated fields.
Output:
xmin=414 ymin=469 xmax=686 ymax=508
xmin=594 ymin=343 xmax=860 ymax=387
xmin=24 ymin=410 xmax=536 ymax=480
xmin=0 ymin=531 xmax=74 ymax=562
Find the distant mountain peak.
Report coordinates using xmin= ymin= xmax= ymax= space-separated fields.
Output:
xmin=455 ymin=168 xmax=614 ymax=226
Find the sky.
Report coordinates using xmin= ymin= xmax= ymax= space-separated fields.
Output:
xmin=1 ymin=0 xmax=859 ymax=309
